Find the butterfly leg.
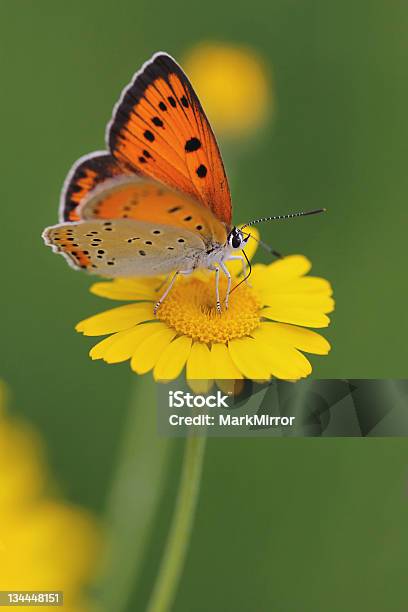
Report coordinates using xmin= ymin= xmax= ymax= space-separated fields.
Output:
xmin=219 ymin=261 xmax=232 ymax=310
xmin=208 ymin=264 xmax=222 ymax=313
xmin=154 ymin=270 xmax=192 ymax=315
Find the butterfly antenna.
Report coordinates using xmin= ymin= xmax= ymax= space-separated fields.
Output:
xmin=230 ymin=250 xmax=252 ymax=295
xmin=241 ymin=208 xmax=326 ymax=230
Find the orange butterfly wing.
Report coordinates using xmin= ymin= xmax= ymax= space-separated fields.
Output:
xmin=78 ymin=176 xmax=227 ymax=245
xmin=60 ymin=152 xmax=127 ymax=222
xmin=107 ymin=52 xmax=232 ymax=228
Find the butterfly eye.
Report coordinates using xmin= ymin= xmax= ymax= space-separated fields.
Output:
xmin=228 ymin=228 xmax=244 ymax=249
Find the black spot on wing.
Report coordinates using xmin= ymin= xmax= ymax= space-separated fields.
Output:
xmin=185 ymin=137 xmax=201 ymax=153
xmin=196 ymin=164 xmax=207 ymax=178
xmin=144 ymin=130 xmax=155 ymax=142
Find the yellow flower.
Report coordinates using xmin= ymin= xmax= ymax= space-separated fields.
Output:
xmin=0 ymin=383 xmax=100 ymax=611
xmin=183 ymin=41 xmax=272 ymax=137
xmin=77 ymin=230 xmax=334 ymax=387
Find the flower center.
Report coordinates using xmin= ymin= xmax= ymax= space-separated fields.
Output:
xmin=156 ymin=275 xmax=261 ymax=343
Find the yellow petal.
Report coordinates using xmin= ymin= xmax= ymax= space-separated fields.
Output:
xmin=261 ymin=293 xmax=335 ymax=313
xmin=89 ymin=330 xmax=131 ymax=360
xmin=254 ymin=255 xmax=312 ymax=287
xmin=104 ymin=323 xmax=165 ymax=363
xmin=186 ymin=342 xmax=213 ymax=379
xmin=260 ymin=276 xmax=333 ymax=295
xmin=90 ymin=278 xmax=158 ymax=301
xmin=256 ymin=322 xmax=330 ymax=355
xmin=154 ymin=336 xmax=192 ymax=381
xmin=262 ymin=306 xmax=330 ymax=328
xmin=76 ymin=303 xmax=153 ymax=336
xmin=131 ymin=327 xmax=177 ymax=374
xmin=211 ymin=343 xmax=243 ymax=379
xmin=228 ymin=338 xmax=270 ymax=380
xmin=251 ymin=328 xmax=312 ymax=379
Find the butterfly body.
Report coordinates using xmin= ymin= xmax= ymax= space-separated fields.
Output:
xmin=43 ymin=52 xmax=252 ymax=312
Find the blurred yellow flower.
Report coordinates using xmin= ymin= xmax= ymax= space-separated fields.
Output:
xmin=76 ymin=230 xmax=334 ymax=388
xmin=0 ymin=413 xmax=45 ymax=515
xmin=0 ymin=385 xmax=100 ymax=611
xmin=183 ymin=41 xmax=272 ymax=138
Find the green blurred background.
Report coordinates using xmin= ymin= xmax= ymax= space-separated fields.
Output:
xmin=1 ymin=1 xmax=407 ymax=610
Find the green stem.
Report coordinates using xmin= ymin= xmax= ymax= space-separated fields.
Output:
xmin=146 ymin=432 xmax=207 ymax=612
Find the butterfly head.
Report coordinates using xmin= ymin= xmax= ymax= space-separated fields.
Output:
xmin=227 ymin=227 xmax=249 ymax=251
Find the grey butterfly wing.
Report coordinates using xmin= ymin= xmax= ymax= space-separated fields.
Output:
xmin=42 ymin=219 xmax=206 ymax=277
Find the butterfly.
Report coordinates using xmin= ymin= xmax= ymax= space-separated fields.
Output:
xmin=43 ymin=52 xmax=323 ymax=313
